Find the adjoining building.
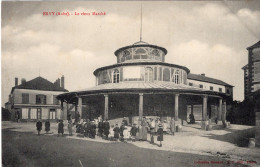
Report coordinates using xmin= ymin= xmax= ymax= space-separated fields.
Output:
xmin=57 ymin=41 xmax=233 ymax=130
xmin=242 ymin=41 xmax=260 ymax=99
xmin=7 ymin=76 xmax=69 ymax=121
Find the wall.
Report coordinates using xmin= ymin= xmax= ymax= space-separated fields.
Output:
xmin=187 ymin=79 xmax=226 ymax=93
xmin=13 ymin=89 xmax=64 ymax=105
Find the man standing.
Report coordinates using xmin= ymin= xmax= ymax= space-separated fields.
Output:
xmin=58 ymin=120 xmax=64 ymax=137
xmin=45 ymin=119 xmax=50 ymax=134
xmin=36 ymin=119 xmax=42 ymax=136
xmin=98 ymin=118 xmax=104 ymax=137
xmin=103 ymin=120 xmax=110 ymax=140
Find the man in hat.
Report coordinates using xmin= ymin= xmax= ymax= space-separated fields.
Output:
xmin=45 ymin=119 xmax=50 ymax=134
xmin=98 ymin=118 xmax=104 ymax=138
xmin=157 ymin=123 xmax=164 ymax=147
xmin=149 ymin=118 xmax=156 ymax=144
xmin=130 ymin=123 xmax=138 ymax=142
xmin=120 ymin=122 xmax=126 ymax=142
xmin=68 ymin=120 xmax=73 ymax=136
xmin=36 ymin=119 xmax=42 ymax=136
xmin=58 ymin=120 xmax=64 ymax=137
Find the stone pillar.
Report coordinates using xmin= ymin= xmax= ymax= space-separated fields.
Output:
xmin=201 ymin=95 xmax=208 ymax=130
xmin=222 ymin=101 xmax=227 ymax=127
xmin=139 ymin=93 xmax=144 ymax=120
xmin=78 ymin=97 xmax=82 ymax=120
xmin=174 ymin=94 xmax=179 ymax=121
xmin=217 ymin=98 xmax=223 ymax=125
xmin=104 ymin=94 xmax=109 ymax=121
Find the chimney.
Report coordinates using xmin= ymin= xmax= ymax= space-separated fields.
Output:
xmin=61 ymin=75 xmax=65 ymax=89
xmin=21 ymin=78 xmax=26 ymax=84
xmin=15 ymin=77 xmax=18 ymax=86
xmin=201 ymin=73 xmax=205 ymax=77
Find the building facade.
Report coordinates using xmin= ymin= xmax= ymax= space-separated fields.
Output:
xmin=243 ymin=41 xmax=260 ymax=99
xmin=8 ymin=76 xmax=69 ymax=121
xmin=57 ymin=41 xmax=233 ymax=130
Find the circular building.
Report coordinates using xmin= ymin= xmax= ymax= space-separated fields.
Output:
xmin=57 ymin=41 xmax=232 ymax=129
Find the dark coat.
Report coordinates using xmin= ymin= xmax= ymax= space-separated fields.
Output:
xmin=120 ymin=125 xmax=126 ymax=136
xmin=36 ymin=121 xmax=42 ymax=131
xmin=58 ymin=122 xmax=64 ymax=133
xmin=98 ymin=121 xmax=104 ymax=133
xmin=45 ymin=121 xmax=50 ymax=132
xmin=113 ymin=127 xmax=120 ymax=138
xmin=130 ymin=126 xmax=138 ymax=136
xmin=103 ymin=121 xmax=110 ymax=136
xmin=157 ymin=127 xmax=163 ymax=141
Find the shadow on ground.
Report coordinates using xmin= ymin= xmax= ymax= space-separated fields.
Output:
xmin=202 ymin=127 xmax=256 ymax=147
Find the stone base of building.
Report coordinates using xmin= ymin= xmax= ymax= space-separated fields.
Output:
xmin=217 ymin=120 xmax=223 ymax=125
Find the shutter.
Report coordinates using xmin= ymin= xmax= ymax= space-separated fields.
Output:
xmin=120 ymin=67 xmax=123 ymax=81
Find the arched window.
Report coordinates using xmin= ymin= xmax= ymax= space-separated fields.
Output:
xmin=113 ymin=69 xmax=120 ymax=83
xmin=145 ymin=67 xmax=153 ymax=82
xmin=174 ymin=70 xmax=179 ymax=84
xmin=163 ymin=68 xmax=170 ymax=81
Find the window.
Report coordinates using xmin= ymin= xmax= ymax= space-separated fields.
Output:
xmin=174 ymin=70 xmax=179 ymax=84
xmin=189 ymin=83 xmax=193 ymax=86
xmin=53 ymin=95 xmax=59 ymax=105
xmin=210 ymin=86 xmax=213 ymax=91
xmin=219 ymin=88 xmax=222 ymax=92
xmin=30 ymin=108 xmax=37 ymax=119
xmin=113 ymin=69 xmax=120 ymax=83
xmin=145 ymin=67 xmax=153 ymax=82
xmin=199 ymin=84 xmax=203 ymax=88
xmin=22 ymin=93 xmax=29 ymax=104
xmin=163 ymin=68 xmax=170 ymax=81
xmin=227 ymin=89 xmax=230 ymax=94
xmin=36 ymin=95 xmax=46 ymax=104
xmin=49 ymin=109 xmax=56 ymax=119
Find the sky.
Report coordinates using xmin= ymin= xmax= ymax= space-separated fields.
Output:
xmin=2 ymin=1 xmax=260 ymax=106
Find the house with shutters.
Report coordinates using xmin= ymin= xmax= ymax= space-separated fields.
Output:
xmin=7 ymin=76 xmax=69 ymax=121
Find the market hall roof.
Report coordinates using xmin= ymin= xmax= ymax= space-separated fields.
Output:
xmin=187 ymin=73 xmax=233 ymax=87
xmin=247 ymin=41 xmax=260 ymax=50
xmin=57 ymin=81 xmax=227 ymax=100
xmin=93 ymin=62 xmax=190 ymax=76
xmin=114 ymin=41 xmax=168 ymax=56
xmin=11 ymin=76 xmax=68 ymax=93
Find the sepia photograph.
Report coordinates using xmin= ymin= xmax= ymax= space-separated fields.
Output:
xmin=1 ymin=1 xmax=260 ymax=166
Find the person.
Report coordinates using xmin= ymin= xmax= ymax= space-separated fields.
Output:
xmin=120 ymin=122 xmax=126 ymax=142
xmin=45 ymin=119 xmax=50 ymax=134
xmin=157 ymin=123 xmax=164 ymax=147
xmin=75 ymin=111 xmax=80 ymax=124
xmin=163 ymin=120 xmax=168 ymax=134
xmin=90 ymin=121 xmax=96 ymax=139
xmin=149 ymin=118 xmax=156 ymax=144
xmin=58 ymin=120 xmax=64 ymax=137
xmin=84 ymin=119 xmax=90 ymax=137
xmin=140 ymin=117 xmax=148 ymax=141
xmin=170 ymin=118 xmax=175 ymax=135
xmin=130 ymin=123 xmax=138 ymax=142
xmin=36 ymin=119 xmax=42 ymax=136
xmin=189 ymin=113 xmax=195 ymax=124
xmin=109 ymin=125 xmax=115 ymax=140
xmin=113 ymin=124 xmax=120 ymax=141
xmin=122 ymin=117 xmax=128 ymax=126
xmin=68 ymin=120 xmax=73 ymax=136
xmin=103 ymin=120 xmax=110 ymax=140
xmin=98 ymin=118 xmax=104 ymax=137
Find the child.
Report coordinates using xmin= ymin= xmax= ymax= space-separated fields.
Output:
xmin=109 ymin=125 xmax=115 ymax=140
xmin=157 ymin=123 xmax=164 ymax=147
xmin=45 ymin=119 xmax=50 ymax=134
xmin=113 ymin=124 xmax=120 ymax=141
xmin=58 ymin=120 xmax=64 ymax=137
xmin=130 ymin=123 xmax=138 ymax=142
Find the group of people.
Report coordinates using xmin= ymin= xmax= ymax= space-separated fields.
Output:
xmin=36 ymin=116 xmax=175 ymax=147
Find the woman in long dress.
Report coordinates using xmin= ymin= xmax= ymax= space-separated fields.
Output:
xmin=140 ymin=117 xmax=148 ymax=141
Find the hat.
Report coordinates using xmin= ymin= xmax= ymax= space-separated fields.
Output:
xmin=164 ymin=120 xmax=167 ymax=123
xmin=159 ymin=124 xmax=163 ymax=127
xmin=133 ymin=122 xmax=137 ymax=125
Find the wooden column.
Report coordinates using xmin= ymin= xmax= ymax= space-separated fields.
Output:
xmin=218 ymin=98 xmax=222 ymax=124
xmin=202 ymin=95 xmax=208 ymax=121
xmin=174 ymin=94 xmax=179 ymax=121
xmin=139 ymin=93 xmax=144 ymax=120
xmin=78 ymin=97 xmax=82 ymax=120
xmin=104 ymin=94 xmax=108 ymax=121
